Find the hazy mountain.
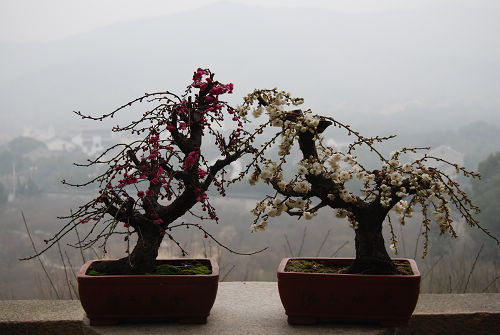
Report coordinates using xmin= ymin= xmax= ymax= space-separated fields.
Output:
xmin=1 ymin=2 xmax=499 ymax=139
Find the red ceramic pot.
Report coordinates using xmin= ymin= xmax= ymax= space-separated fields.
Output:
xmin=277 ymin=257 xmax=420 ymax=327
xmin=78 ymin=258 xmax=219 ymax=325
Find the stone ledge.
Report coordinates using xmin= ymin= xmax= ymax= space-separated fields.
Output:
xmin=1 ymin=282 xmax=499 ymax=334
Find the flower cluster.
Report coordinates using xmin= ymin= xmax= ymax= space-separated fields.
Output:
xmin=50 ymin=69 xmax=262 ymax=263
xmin=238 ymin=88 xmax=493 ymax=257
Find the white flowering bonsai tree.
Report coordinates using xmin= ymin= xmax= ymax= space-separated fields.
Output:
xmin=21 ymin=69 xmax=264 ymax=274
xmin=237 ymin=89 xmax=499 ymax=275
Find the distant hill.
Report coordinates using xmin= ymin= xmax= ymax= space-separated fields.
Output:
xmin=1 ymin=2 xmax=499 ymax=138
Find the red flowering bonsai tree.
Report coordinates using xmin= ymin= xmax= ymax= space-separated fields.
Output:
xmin=22 ymin=69 xmax=264 ymax=274
xmin=238 ymin=88 xmax=499 ymax=275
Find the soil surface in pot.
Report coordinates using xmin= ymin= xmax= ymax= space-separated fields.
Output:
xmin=284 ymin=259 xmax=413 ymax=275
xmin=87 ymin=260 xmax=212 ymax=276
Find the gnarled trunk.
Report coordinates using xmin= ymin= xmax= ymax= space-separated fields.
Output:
xmin=346 ymin=214 xmax=395 ymax=275
xmin=91 ymin=223 xmax=163 ymax=275
xmin=127 ymin=228 xmax=163 ymax=274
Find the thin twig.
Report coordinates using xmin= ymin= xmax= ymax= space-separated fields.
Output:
xmin=297 ymin=226 xmax=307 ymax=257
xmin=330 ymin=241 xmax=349 ymax=257
xmin=481 ymin=275 xmax=500 ymax=293
xmin=168 ymin=222 xmax=268 ymax=256
xmin=463 ymin=243 xmax=484 ymax=293
xmin=65 ymin=251 xmax=79 ymax=299
xmin=399 ymin=223 xmax=406 ymax=257
xmin=89 ymin=247 xmax=100 ymax=259
xmin=74 ymin=223 xmax=86 ymax=264
xmin=315 ymin=229 xmax=330 ymax=257
xmin=284 ymin=234 xmax=294 ymax=257
xmin=21 ymin=211 xmax=60 ymax=299
xmin=422 ymin=254 xmax=444 ymax=280
xmin=220 ymin=264 xmax=236 ymax=282
xmin=56 ymin=240 xmax=73 ymax=299
xmin=414 ymin=221 xmax=423 ymax=260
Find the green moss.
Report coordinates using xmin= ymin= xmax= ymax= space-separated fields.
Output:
xmin=146 ymin=262 xmax=211 ymax=275
xmin=87 ymin=269 xmax=106 ymax=276
xmin=285 ymin=259 xmax=414 ymax=275
xmin=394 ymin=261 xmax=413 ymax=275
xmin=86 ymin=261 xmax=212 ymax=276
xmin=285 ymin=259 xmax=349 ymax=274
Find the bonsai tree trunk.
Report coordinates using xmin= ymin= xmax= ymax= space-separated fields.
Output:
xmin=127 ymin=228 xmax=164 ymax=274
xmin=90 ymin=221 xmax=163 ymax=275
xmin=346 ymin=210 xmax=395 ymax=275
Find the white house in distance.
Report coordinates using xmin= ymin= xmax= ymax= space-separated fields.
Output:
xmin=23 ymin=125 xmax=77 ymax=152
xmin=23 ymin=125 xmax=122 ymax=156
xmin=46 ymin=138 xmax=77 ymax=152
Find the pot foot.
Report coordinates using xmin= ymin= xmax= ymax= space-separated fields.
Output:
xmin=88 ymin=317 xmax=120 ymax=326
xmin=178 ymin=316 xmax=207 ymax=324
xmin=287 ymin=315 xmax=318 ymax=325
xmin=380 ymin=319 xmax=408 ymax=327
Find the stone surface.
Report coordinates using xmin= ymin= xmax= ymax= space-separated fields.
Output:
xmin=1 ymin=282 xmax=499 ymax=334
xmin=401 ymin=293 xmax=500 ymax=335
xmin=0 ymin=299 xmax=85 ymax=335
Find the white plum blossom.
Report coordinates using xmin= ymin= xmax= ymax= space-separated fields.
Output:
xmin=251 ymin=220 xmax=268 ymax=232
xmin=393 ymin=200 xmax=409 ymax=214
xmin=260 ymin=169 xmax=272 ymax=181
xmin=310 ymin=162 xmax=323 ymax=175
xmin=343 ymin=154 xmax=356 ymax=165
xmin=339 ymin=189 xmax=357 ymax=203
xmin=266 ymin=206 xmax=279 ymax=217
xmin=304 ymin=211 xmax=317 ymax=220
xmin=402 ymin=162 xmax=413 ymax=172
xmin=252 ymin=106 xmax=264 ymax=118
xmin=336 ymin=209 xmax=348 ymax=218
xmin=304 ymin=115 xmax=320 ymax=129
xmin=297 ymin=165 xmax=308 ymax=175
xmin=421 ymin=173 xmax=431 ymax=182
xmin=293 ymin=181 xmax=312 ymax=194
xmin=242 ymin=87 xmax=487 ymax=257
xmin=295 ymin=198 xmax=306 ymax=208
xmin=390 ymin=171 xmax=403 ymax=186
xmin=285 ymin=198 xmax=305 ymax=209
xmin=339 ymin=171 xmax=351 ymax=182
xmin=248 ymin=172 xmax=259 ymax=186
xmin=271 ymin=118 xmax=283 ymax=127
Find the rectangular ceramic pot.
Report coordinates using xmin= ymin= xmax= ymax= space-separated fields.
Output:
xmin=78 ymin=258 xmax=219 ymax=325
xmin=277 ymin=257 xmax=420 ymax=327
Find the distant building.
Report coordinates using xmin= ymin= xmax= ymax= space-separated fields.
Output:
xmin=21 ymin=125 xmax=139 ymax=157
xmin=46 ymin=138 xmax=77 ymax=152
xmin=23 ymin=125 xmax=56 ymax=142
xmin=71 ymin=128 xmax=121 ymax=156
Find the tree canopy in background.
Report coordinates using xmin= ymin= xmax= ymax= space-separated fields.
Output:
xmin=7 ymin=136 xmax=47 ymax=154
xmin=472 ymin=152 xmax=500 ymax=240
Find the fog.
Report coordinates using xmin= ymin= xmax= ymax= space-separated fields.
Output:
xmin=1 ymin=1 xmax=500 ymax=138
xmin=1 ymin=1 xmax=499 ymax=298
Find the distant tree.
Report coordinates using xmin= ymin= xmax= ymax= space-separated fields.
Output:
xmin=18 ymin=177 xmax=42 ymax=196
xmin=472 ymin=152 xmax=500 ymax=238
xmin=0 ymin=150 xmax=23 ymax=174
xmin=7 ymin=136 xmax=47 ymax=155
xmin=0 ymin=182 xmax=7 ymax=205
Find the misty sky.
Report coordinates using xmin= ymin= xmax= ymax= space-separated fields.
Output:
xmin=1 ymin=0 xmax=500 ymax=141
xmin=2 ymin=0 xmax=498 ymax=42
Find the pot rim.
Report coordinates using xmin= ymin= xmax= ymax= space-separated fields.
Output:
xmin=277 ymin=257 xmax=421 ymax=277
xmin=78 ymin=257 xmax=219 ymax=278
